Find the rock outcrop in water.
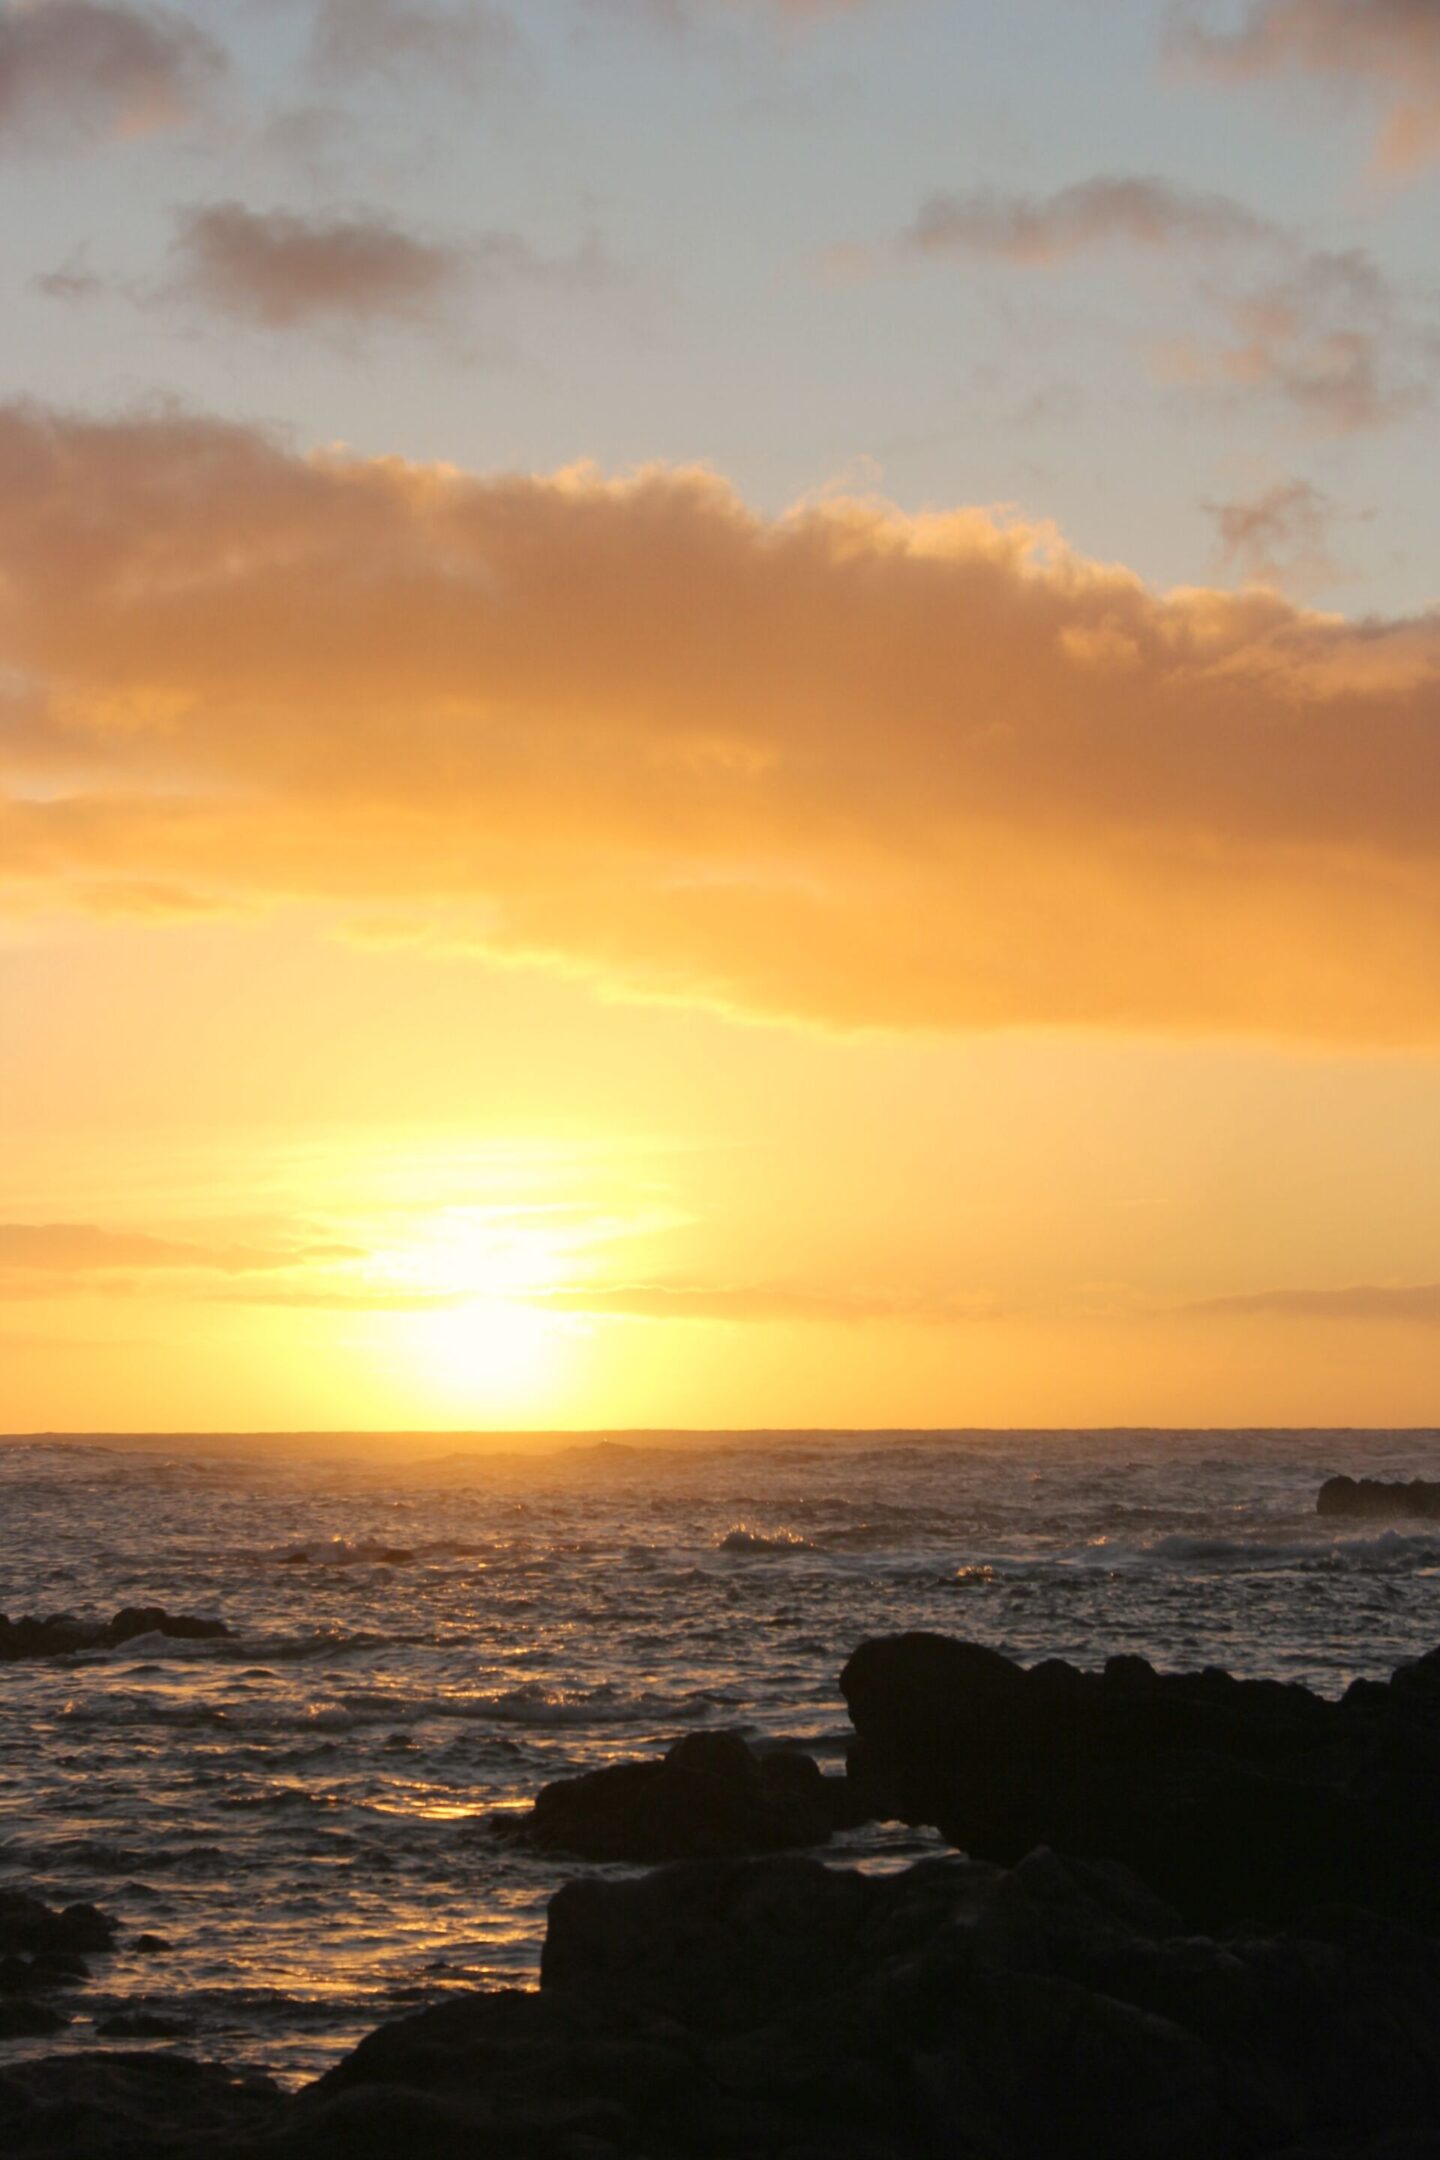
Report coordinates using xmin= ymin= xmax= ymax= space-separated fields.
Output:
xmin=1318 ymin=1473 xmax=1440 ymax=1519
xmin=0 ymin=1891 xmax=116 ymax=1958
xmin=0 ymin=1606 xmax=229 ymax=1661
xmin=0 ymin=1891 xmax=117 ymax=2042
xmin=841 ymin=1629 xmax=1440 ymax=1925
xmin=515 ymin=1730 xmax=863 ymax=1862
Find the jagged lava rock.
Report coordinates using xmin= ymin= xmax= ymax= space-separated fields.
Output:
xmin=522 ymin=1730 xmax=862 ymax=1862
xmin=840 ymin=1631 xmax=1440 ymax=1925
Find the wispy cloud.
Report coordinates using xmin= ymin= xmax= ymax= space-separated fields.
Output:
xmin=609 ymin=0 xmax=872 ymax=23
xmin=35 ymin=202 xmax=617 ymax=345
xmin=1186 ymin=1282 xmax=1440 ymax=1323
xmin=897 ymin=173 xmax=1432 ymax=435
xmin=536 ymin=1281 xmax=993 ymax=1324
xmin=3 ymin=405 xmax=1440 ymax=1041
xmin=904 ymin=176 xmax=1276 ymax=265
xmin=1204 ymin=478 xmax=1343 ymax=591
xmin=0 ymin=1221 xmax=361 ymax=1279
xmin=1171 ymin=0 xmax=1440 ymax=173
xmin=1162 ymin=246 xmax=1433 ymax=434
xmin=306 ymin=0 xmax=516 ymax=86
xmin=0 ymin=1 xmax=224 ymax=149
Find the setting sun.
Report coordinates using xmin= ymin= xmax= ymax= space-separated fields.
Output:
xmin=395 ymin=1299 xmax=577 ymax=1416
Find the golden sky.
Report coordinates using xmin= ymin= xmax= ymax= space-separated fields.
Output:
xmin=1 ymin=0 xmax=1438 ymax=1430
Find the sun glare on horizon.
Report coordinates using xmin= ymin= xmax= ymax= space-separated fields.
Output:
xmin=395 ymin=1297 xmax=581 ymax=1416
xmin=348 ymin=1199 xmax=653 ymax=1418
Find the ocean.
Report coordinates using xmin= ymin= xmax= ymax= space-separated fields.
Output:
xmin=2 ymin=1426 xmax=1438 ymax=2084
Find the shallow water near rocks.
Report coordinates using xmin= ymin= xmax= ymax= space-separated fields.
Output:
xmin=2 ymin=1425 xmax=1438 ymax=2083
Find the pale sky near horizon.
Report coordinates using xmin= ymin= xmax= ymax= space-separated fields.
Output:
xmin=1 ymin=0 xmax=1438 ymax=1432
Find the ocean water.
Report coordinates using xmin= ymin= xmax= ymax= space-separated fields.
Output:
xmin=3 ymin=1426 xmax=1440 ymax=2083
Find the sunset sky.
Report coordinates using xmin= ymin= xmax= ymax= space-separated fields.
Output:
xmin=2 ymin=0 xmax=1439 ymax=1432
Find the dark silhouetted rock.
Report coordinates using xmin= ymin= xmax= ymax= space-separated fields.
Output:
xmin=106 ymin=1607 xmax=229 ymax=1645
xmin=0 ymin=1609 xmax=229 ymax=1662
xmin=0 ymin=2052 xmax=283 ymax=2159
xmin=1318 ymin=1475 xmax=1440 ymax=1520
xmin=0 ymin=1999 xmax=67 ymax=2039
xmin=0 ymin=1891 xmax=116 ymax=1958
xmin=278 ymin=1547 xmax=414 ymax=1567
xmin=263 ymin=1846 xmax=1440 ymax=2160
xmin=95 ymin=2010 xmax=195 ymax=2039
xmin=840 ymin=1631 xmax=1440 ymax=1926
xmin=0 ymin=1894 xmax=115 ymax=2024
xmin=520 ymin=1730 xmax=861 ymax=1861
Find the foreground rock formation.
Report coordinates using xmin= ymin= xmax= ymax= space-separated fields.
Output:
xmin=0 ymin=1607 xmax=229 ymax=1662
xmin=1318 ymin=1474 xmax=1440 ymax=1519
xmin=8 ymin=1846 xmax=1440 ymax=2157
xmin=14 ymin=1631 xmax=1440 ymax=2156
xmin=843 ymin=1630 xmax=1440 ymax=1925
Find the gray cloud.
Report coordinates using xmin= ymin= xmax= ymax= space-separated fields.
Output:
xmin=168 ymin=202 xmax=470 ymax=331
xmin=1172 ymin=0 xmax=1440 ymax=172
xmin=307 ymin=0 xmax=515 ymax=84
xmin=905 ymin=176 xmax=1276 ymax=265
xmin=899 ymin=173 xmax=1432 ymax=436
xmin=30 ymin=253 xmax=103 ymax=302
xmin=1205 ymin=478 xmax=1341 ymax=589
xmin=157 ymin=203 xmax=616 ymax=338
xmin=1193 ymin=247 xmax=1433 ymax=434
xmin=34 ymin=201 xmax=613 ymax=343
xmin=0 ymin=1 xmax=224 ymax=148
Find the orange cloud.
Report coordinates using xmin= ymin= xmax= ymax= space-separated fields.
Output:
xmin=0 ymin=1 xmax=224 ymax=148
xmin=2 ymin=403 xmax=1440 ymax=1041
xmin=1174 ymin=0 xmax=1440 ymax=172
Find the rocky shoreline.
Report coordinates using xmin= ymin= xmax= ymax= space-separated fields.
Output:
xmin=9 ymin=1630 xmax=1440 ymax=2156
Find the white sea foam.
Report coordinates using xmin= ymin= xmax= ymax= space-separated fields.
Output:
xmin=718 ymin=1523 xmax=816 ymax=1553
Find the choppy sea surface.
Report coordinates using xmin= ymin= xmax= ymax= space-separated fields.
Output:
xmin=3 ymin=1426 xmax=1440 ymax=2083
